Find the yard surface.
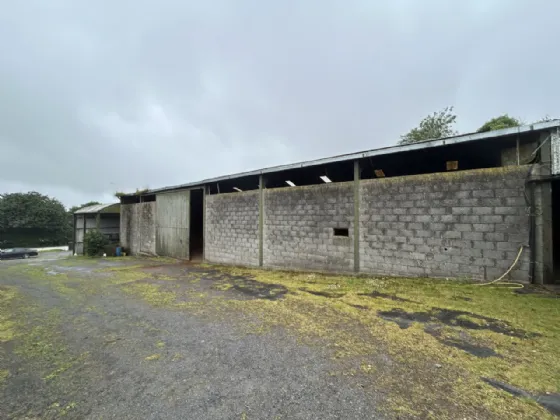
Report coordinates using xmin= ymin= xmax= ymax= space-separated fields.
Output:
xmin=0 ymin=254 xmax=558 ymax=419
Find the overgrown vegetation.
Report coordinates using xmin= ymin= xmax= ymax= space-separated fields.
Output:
xmin=477 ymin=114 xmax=522 ymax=132
xmin=83 ymin=230 xmax=108 ymax=256
xmin=3 ymin=257 xmax=558 ymax=419
xmin=400 ymin=109 xmax=557 ymax=145
xmin=117 ymin=263 xmax=559 ymax=419
xmin=0 ymin=286 xmax=19 ymax=344
xmin=399 ymin=106 xmax=457 ymax=144
xmin=67 ymin=201 xmax=101 ymax=215
xmin=114 ymin=188 xmax=149 ymax=198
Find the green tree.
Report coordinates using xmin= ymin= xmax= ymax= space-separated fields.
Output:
xmin=0 ymin=192 xmax=68 ymax=231
xmin=477 ymin=114 xmax=521 ymax=133
xmin=399 ymin=106 xmax=457 ymax=145
xmin=0 ymin=192 xmax=69 ymax=246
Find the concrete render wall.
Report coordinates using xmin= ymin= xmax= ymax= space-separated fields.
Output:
xmin=121 ymin=202 xmax=156 ymax=255
xmin=359 ymin=166 xmax=530 ymax=281
xmin=263 ymin=183 xmax=355 ymax=271
xmin=205 ymin=191 xmax=259 ymax=266
xmin=156 ymin=191 xmax=190 ymax=259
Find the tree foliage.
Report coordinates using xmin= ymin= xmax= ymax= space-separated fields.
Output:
xmin=83 ymin=229 xmax=108 ymax=256
xmin=399 ymin=106 xmax=457 ymax=145
xmin=477 ymin=114 xmax=521 ymax=133
xmin=0 ymin=192 xmax=68 ymax=231
xmin=0 ymin=192 xmax=70 ymax=246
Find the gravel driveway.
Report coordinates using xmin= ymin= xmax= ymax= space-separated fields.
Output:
xmin=0 ymin=255 xmax=383 ymax=419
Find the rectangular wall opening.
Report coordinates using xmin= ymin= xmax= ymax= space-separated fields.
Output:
xmin=189 ymin=188 xmax=204 ymax=261
xmin=552 ymin=180 xmax=560 ymax=284
xmin=333 ymin=227 xmax=349 ymax=237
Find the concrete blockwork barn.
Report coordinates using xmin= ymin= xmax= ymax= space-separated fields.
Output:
xmin=119 ymin=121 xmax=560 ymax=285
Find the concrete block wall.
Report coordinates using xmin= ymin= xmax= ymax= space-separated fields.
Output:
xmin=263 ymin=183 xmax=355 ymax=271
xmin=121 ymin=202 xmax=156 ymax=255
xmin=205 ymin=191 xmax=259 ymax=266
xmin=122 ymin=165 xmax=532 ymax=282
xmin=360 ymin=166 xmax=530 ymax=281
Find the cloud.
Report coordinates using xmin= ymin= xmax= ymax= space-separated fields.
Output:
xmin=0 ymin=0 xmax=559 ymax=206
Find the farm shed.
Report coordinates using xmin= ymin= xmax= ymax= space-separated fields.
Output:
xmin=119 ymin=121 xmax=560 ymax=284
xmin=73 ymin=203 xmax=120 ymax=255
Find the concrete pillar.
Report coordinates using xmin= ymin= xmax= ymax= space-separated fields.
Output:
xmin=73 ymin=213 xmax=77 ymax=255
xmin=202 ymin=186 xmax=207 ymax=261
xmin=258 ymin=175 xmax=264 ymax=267
xmin=532 ymin=131 xmax=554 ymax=284
xmin=83 ymin=215 xmax=87 ymax=255
xmin=533 ymin=182 xmax=553 ymax=284
xmin=353 ymin=160 xmax=360 ymax=273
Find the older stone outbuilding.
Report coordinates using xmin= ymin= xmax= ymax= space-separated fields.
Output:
xmin=73 ymin=203 xmax=120 ymax=255
xmin=119 ymin=121 xmax=560 ymax=284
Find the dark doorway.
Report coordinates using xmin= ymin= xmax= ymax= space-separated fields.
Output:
xmin=552 ymin=181 xmax=560 ymax=284
xmin=189 ymin=189 xmax=204 ymax=261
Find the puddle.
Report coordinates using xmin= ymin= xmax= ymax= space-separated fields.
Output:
xmin=482 ymin=378 xmax=560 ymax=416
xmin=231 ymin=279 xmax=287 ymax=300
xmin=187 ymin=269 xmax=288 ymax=300
xmin=359 ymin=291 xmax=418 ymax=303
xmin=138 ymin=268 xmax=289 ymax=301
xmin=378 ymin=308 xmax=431 ymax=329
xmin=378 ymin=307 xmax=538 ymax=338
xmin=301 ymin=289 xmax=346 ymax=299
xmin=413 ymin=320 xmax=502 ymax=358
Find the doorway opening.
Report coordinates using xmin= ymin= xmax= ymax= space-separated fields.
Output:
xmin=552 ymin=181 xmax=560 ymax=284
xmin=189 ymin=189 xmax=204 ymax=261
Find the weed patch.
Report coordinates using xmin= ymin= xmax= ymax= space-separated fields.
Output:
xmin=4 ymin=256 xmax=558 ymax=419
xmin=149 ymin=264 xmax=559 ymax=419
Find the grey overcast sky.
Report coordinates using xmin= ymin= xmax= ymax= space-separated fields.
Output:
xmin=1 ymin=0 xmax=559 ymax=207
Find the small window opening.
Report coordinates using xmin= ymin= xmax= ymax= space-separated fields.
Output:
xmin=333 ymin=228 xmax=349 ymax=237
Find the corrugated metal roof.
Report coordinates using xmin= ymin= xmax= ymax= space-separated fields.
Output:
xmin=122 ymin=120 xmax=560 ymax=196
xmin=74 ymin=203 xmax=120 ymax=214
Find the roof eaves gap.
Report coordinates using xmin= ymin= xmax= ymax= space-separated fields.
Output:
xmin=121 ymin=120 xmax=560 ymax=197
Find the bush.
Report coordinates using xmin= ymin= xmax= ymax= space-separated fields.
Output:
xmin=477 ymin=115 xmax=521 ymax=133
xmin=83 ymin=230 xmax=108 ymax=256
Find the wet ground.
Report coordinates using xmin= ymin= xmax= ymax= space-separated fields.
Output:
xmin=0 ymin=254 xmax=383 ymax=420
xmin=1 ymin=254 xmax=557 ymax=419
